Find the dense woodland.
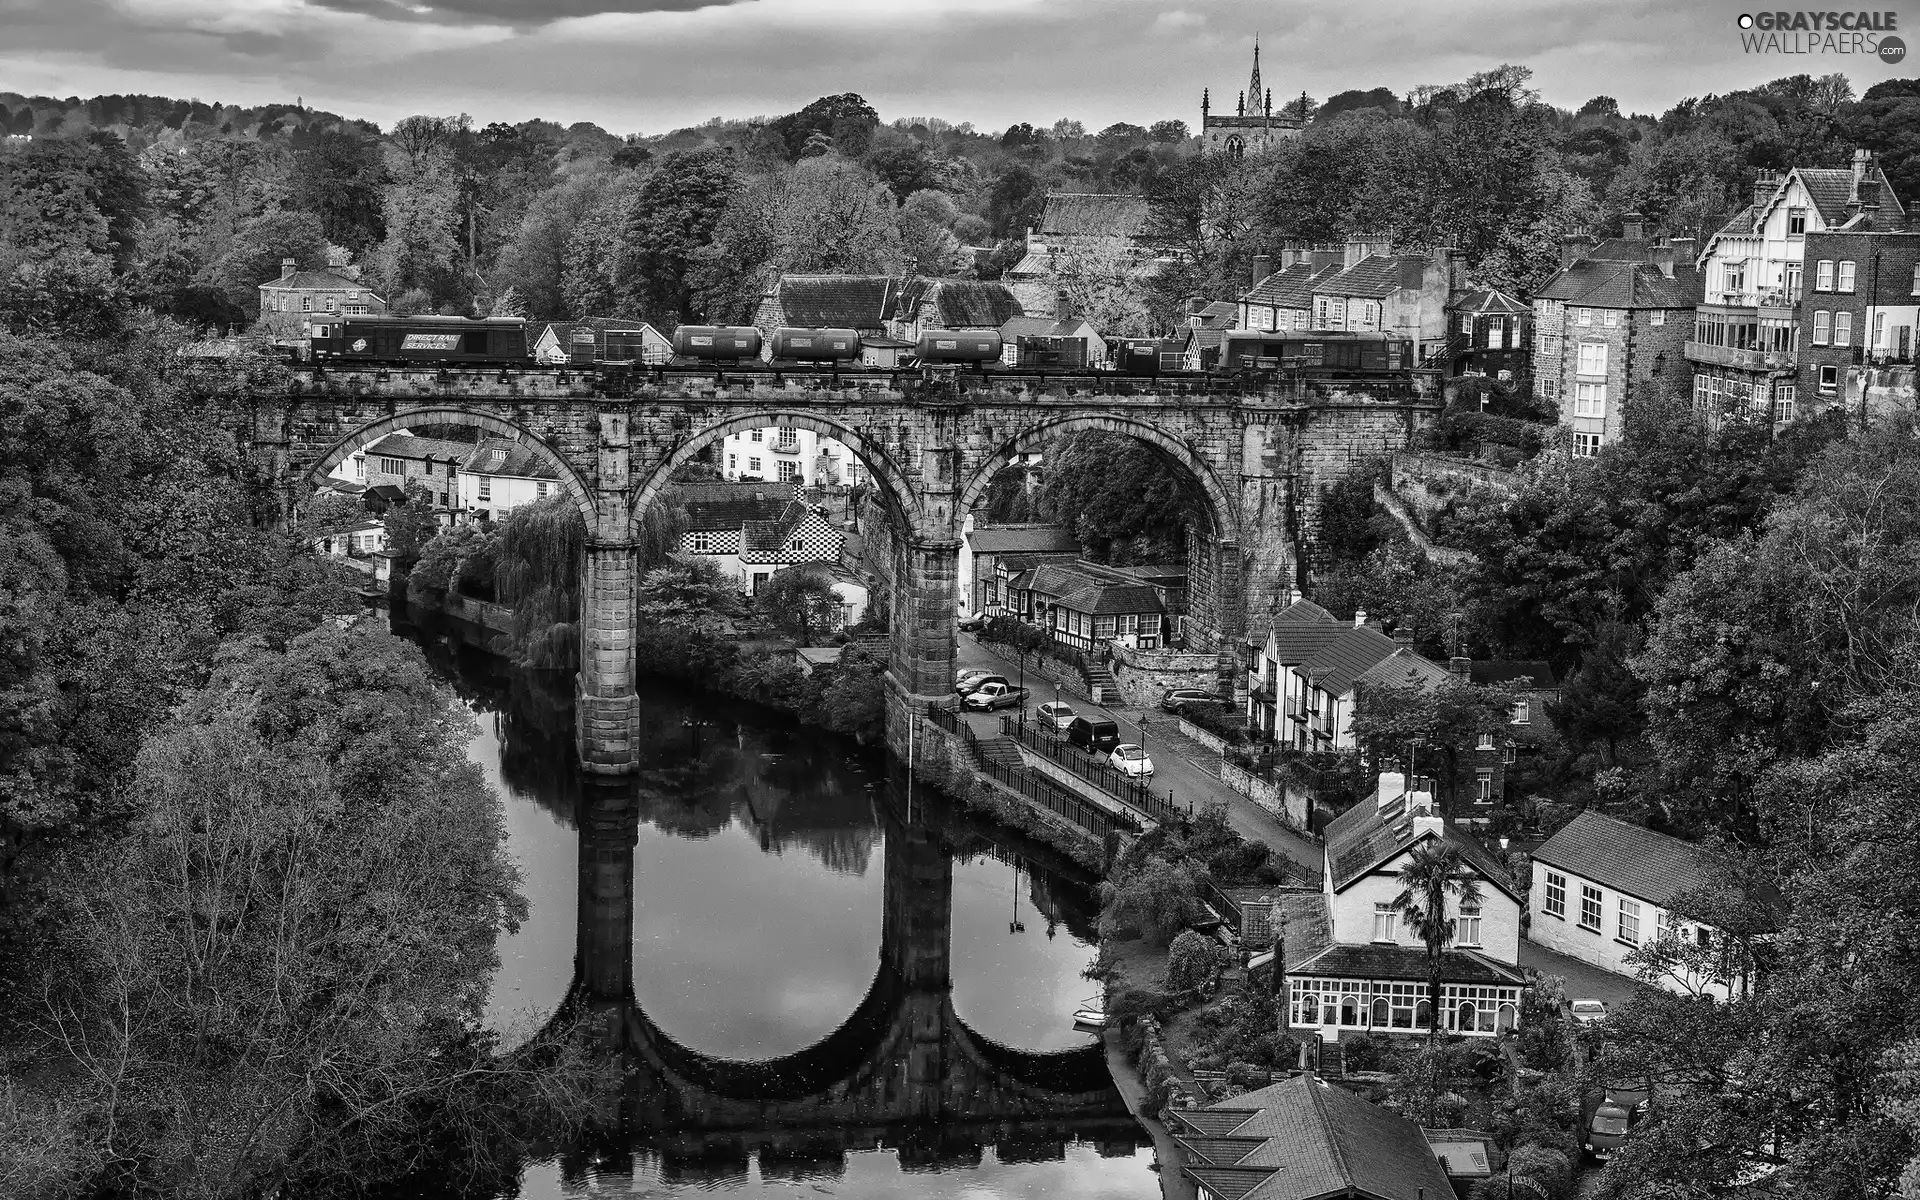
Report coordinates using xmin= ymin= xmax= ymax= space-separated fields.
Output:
xmin=5 ymin=68 xmax=1920 ymax=1198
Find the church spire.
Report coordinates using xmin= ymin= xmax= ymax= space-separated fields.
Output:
xmin=1248 ymin=36 xmax=1262 ymax=117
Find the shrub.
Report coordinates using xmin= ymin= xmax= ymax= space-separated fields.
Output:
xmin=1097 ymin=855 xmax=1206 ymax=945
xmin=1340 ymin=1032 xmax=1395 ymax=1074
xmin=1165 ymin=929 xmax=1227 ymax=996
xmin=1181 ymin=701 xmax=1251 ymax=746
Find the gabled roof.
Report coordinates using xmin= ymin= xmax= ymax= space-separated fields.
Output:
xmin=1298 ymin=624 xmax=1405 ymax=697
xmin=917 ymin=279 xmax=1025 ymax=328
xmin=1176 ymin=1073 xmax=1457 ymax=1200
xmin=1469 ymin=660 xmax=1557 ymax=689
xmin=1533 ymin=258 xmax=1703 ymax=308
xmin=1000 ymin=315 xmax=1098 ymax=340
xmin=463 ymin=436 xmax=559 ymax=481
xmin=1314 ymin=253 xmax=1430 ymax=300
xmin=1004 ymin=250 xmax=1052 ymax=279
xmin=1241 ymin=262 xmax=1340 ymax=309
xmin=363 ymin=433 xmax=473 ymax=463
xmin=1324 ymin=788 xmax=1521 ymax=902
xmin=1038 ymin=192 xmax=1151 ymax=240
xmin=741 ymin=510 xmax=807 ymax=552
xmin=1276 ymin=597 xmax=1336 ymax=625
xmin=1448 ymin=288 xmax=1529 ymax=316
xmin=967 ymin=525 xmax=1079 ymax=554
xmin=1053 ymin=582 xmax=1166 ymax=616
xmin=1353 ymin=647 xmax=1455 ymax=694
xmin=261 ymin=268 xmax=378 ymax=294
xmin=673 ymin=481 xmax=801 ymax=532
xmin=1795 ymin=164 xmax=1906 ymax=225
xmin=1533 ymin=810 xmax=1715 ymax=908
xmin=1191 ymin=299 xmax=1239 ymax=328
xmin=1290 ymin=943 xmax=1527 ymax=986
xmin=773 ymin=275 xmax=901 ymax=329
xmin=535 ymin=316 xmax=663 ymax=345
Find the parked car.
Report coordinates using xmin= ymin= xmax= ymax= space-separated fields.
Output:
xmin=956 ymin=668 xmax=992 ymax=692
xmin=957 ymin=610 xmax=986 ymax=632
xmin=1036 ymin=701 xmax=1077 ymax=732
xmin=957 ymin=673 xmax=1007 ymax=697
xmin=1160 ymin=688 xmax=1224 ymax=713
xmin=1583 ymin=1095 xmax=1647 ymax=1161
xmin=1066 ymin=716 xmax=1121 ymax=755
xmin=1570 ymin=999 xmax=1609 ymax=1026
xmin=1110 ymin=744 xmax=1155 ymax=778
xmin=963 ymin=681 xmax=1030 ymax=711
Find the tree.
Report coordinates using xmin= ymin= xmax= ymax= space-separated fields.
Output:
xmin=769 ymin=94 xmax=879 ymax=160
xmin=1390 ymin=840 xmax=1484 ymax=1045
xmin=1097 ymin=855 xmax=1205 ymax=945
xmin=380 ymin=479 xmax=443 ymax=562
xmin=1040 ymin=236 xmax=1153 ymax=337
xmin=1037 ymin=430 xmax=1206 ymax=563
xmin=288 ymin=125 xmax=387 ymax=251
xmin=757 ymin=564 xmax=843 ymax=645
xmin=1351 ymin=676 xmax=1521 ymax=817
xmin=1548 ymin=621 xmax=1644 ymax=767
xmin=1166 ymin=928 xmax=1227 ymax=996
xmin=0 ymin=248 xmax=126 ymax=338
xmin=202 ymin=208 xmax=328 ymax=312
xmin=492 ymin=173 xmax=617 ymax=319
xmin=614 ymin=147 xmax=739 ymax=324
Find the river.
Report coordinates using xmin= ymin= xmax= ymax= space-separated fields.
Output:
xmin=397 ymin=610 xmax=1163 ymax=1200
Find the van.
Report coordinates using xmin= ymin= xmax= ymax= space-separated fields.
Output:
xmin=1066 ymin=717 xmax=1120 ymax=754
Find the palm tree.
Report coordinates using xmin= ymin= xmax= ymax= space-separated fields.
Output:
xmin=1391 ymin=839 xmax=1484 ymax=1046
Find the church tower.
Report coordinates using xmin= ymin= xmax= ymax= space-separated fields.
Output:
xmin=1201 ymin=37 xmax=1301 ymax=156
xmin=1248 ymin=38 xmax=1263 ymax=118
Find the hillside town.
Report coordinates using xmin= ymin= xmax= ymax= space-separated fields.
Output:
xmin=3 ymin=27 xmax=1920 ymax=1200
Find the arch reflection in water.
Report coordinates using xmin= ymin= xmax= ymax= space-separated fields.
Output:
xmin=399 ymin=613 xmax=1156 ymax=1197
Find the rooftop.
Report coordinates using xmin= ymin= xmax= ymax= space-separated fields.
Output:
xmin=674 ymin=480 xmax=803 ymax=532
xmin=1448 ymin=288 xmax=1530 ymax=316
xmin=363 ymin=433 xmax=474 ymax=463
xmin=261 ymin=267 xmax=379 ymax=294
xmin=1290 ymin=942 xmax=1527 ymax=986
xmin=1038 ymin=192 xmax=1152 ymax=240
xmin=1534 ymin=255 xmax=1704 ymax=308
xmin=1315 ymin=253 xmax=1431 ymax=300
xmin=463 ymin=436 xmax=559 ymax=481
xmin=1533 ymin=810 xmax=1716 ymax=908
xmin=1323 ymin=785 xmax=1520 ymax=901
xmin=966 ymin=525 xmax=1080 ymax=555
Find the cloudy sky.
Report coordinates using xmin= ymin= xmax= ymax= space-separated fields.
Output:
xmin=0 ymin=0 xmax=1910 ymax=133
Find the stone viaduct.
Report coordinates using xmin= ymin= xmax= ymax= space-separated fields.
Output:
xmin=556 ymin=778 xmax=1146 ymax=1168
xmin=249 ymin=364 xmax=1439 ymax=770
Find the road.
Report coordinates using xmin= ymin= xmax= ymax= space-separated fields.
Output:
xmin=952 ymin=633 xmax=1321 ymax=877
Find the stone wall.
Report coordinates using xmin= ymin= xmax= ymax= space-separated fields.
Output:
xmin=1109 ymin=643 xmax=1228 ymax=709
xmin=1287 ymin=402 xmax=1435 ymax=575
xmin=439 ymin=590 xmax=515 ymax=635
xmin=1854 ymin=365 xmax=1919 ymax=419
xmin=1390 ymin=450 xmax=1520 ymax=522
xmin=1221 ymin=761 xmax=1310 ymax=831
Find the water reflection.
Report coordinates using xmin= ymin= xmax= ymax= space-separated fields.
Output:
xmin=396 ymin=611 xmax=1158 ymax=1199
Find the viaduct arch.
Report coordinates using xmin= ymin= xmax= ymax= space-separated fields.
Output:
xmin=258 ymin=365 xmax=1438 ymax=772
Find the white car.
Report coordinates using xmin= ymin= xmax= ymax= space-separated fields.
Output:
xmin=1110 ymin=744 xmax=1155 ymax=778
xmin=1570 ymin=999 xmax=1609 ymax=1026
xmin=1036 ymin=701 xmax=1077 ymax=731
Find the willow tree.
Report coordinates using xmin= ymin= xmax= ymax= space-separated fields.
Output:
xmin=492 ymin=497 xmax=686 ymax=670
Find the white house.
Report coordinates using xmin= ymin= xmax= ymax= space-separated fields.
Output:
xmin=1529 ymin=810 xmax=1750 ymax=1000
xmin=716 ymin=424 xmax=864 ymax=488
xmin=530 ymin=318 xmax=672 ymax=365
xmin=456 ymin=437 xmax=562 ymax=522
xmin=1248 ymin=599 xmax=1453 ymax=751
xmin=675 ymin=480 xmax=847 ymax=596
xmin=1283 ymin=771 xmax=1526 ymax=1040
xmin=311 ymin=520 xmax=387 ymax=559
xmin=332 ymin=432 xmax=470 ymax=513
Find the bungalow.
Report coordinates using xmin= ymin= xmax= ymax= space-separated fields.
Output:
xmin=1529 ymin=810 xmax=1751 ymax=999
xmin=675 ymin=480 xmax=846 ymax=596
xmin=530 ymin=317 xmax=671 ymax=365
xmin=1169 ymin=1073 xmax=1457 ymax=1200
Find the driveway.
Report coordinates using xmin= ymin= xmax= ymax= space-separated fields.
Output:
xmin=953 ymin=633 xmax=1321 ymax=878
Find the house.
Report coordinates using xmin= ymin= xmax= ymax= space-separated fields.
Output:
xmin=257 ymin=250 xmax=384 ymax=333
xmin=751 ymin=274 xmax=1024 ymax=351
xmin=717 ymin=424 xmax=863 ymax=488
xmin=530 ymin=318 xmax=671 ymax=365
xmin=674 ymin=480 xmax=846 ymax=596
xmin=457 ymin=437 xmax=561 ymax=522
xmin=1690 ymin=149 xmax=1907 ymax=429
xmin=335 ymin=432 xmax=470 ymax=511
xmin=310 ymin=520 xmax=387 ymax=559
xmin=1196 ymin=39 xmax=1306 ymax=159
xmin=1169 ymin=1073 xmax=1456 ymax=1200
xmin=998 ymin=313 xmax=1106 ymax=369
xmin=957 ymin=517 xmax=1079 ymax=614
xmin=1239 ymin=248 xmax=1344 ymax=333
xmin=1285 ymin=771 xmax=1526 ymax=1041
xmin=1795 ymin=223 xmax=1920 ymax=415
xmin=1237 ymin=236 xmax=1462 ymax=357
xmin=1529 ymin=810 xmax=1751 ymax=1000
xmin=1533 ymin=216 xmax=1704 ymax=456
xmin=1444 ymin=288 xmax=1532 ymax=382
xmin=1009 ymin=559 xmax=1186 ymax=650
xmin=1003 ymin=192 xmax=1157 ymax=314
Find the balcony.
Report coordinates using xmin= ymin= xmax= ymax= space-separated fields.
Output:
xmin=1684 ymin=341 xmax=1793 ymax=372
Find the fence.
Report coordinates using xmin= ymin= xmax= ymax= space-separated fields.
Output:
xmin=923 ymin=703 xmax=1139 ymax=841
xmin=999 ymin=717 xmax=1186 ymax=825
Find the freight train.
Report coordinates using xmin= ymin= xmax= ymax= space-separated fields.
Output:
xmin=300 ymin=315 xmax=1422 ymax=381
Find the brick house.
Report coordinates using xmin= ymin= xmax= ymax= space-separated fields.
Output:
xmin=1691 ymin=150 xmax=1906 ymax=429
xmin=1444 ymin=288 xmax=1532 ymax=382
xmin=257 ymin=249 xmax=384 ymax=333
xmin=1796 ymin=224 xmax=1920 ymax=413
xmin=1533 ymin=217 xmax=1702 ymax=456
xmin=335 ymin=432 xmax=469 ymax=511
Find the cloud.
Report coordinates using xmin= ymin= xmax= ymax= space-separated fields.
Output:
xmin=1151 ymin=10 xmax=1204 ymax=33
xmin=297 ymin=0 xmax=748 ymax=26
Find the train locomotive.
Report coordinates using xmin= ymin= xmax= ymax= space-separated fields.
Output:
xmin=307 ymin=315 xmax=529 ymax=363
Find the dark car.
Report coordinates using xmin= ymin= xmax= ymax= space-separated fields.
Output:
xmin=1066 ymin=716 xmax=1121 ymax=755
xmin=1161 ymin=688 xmax=1225 ymax=713
xmin=957 ymin=674 xmax=1009 ymax=697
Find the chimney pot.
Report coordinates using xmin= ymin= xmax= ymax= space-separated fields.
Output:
xmin=1354 ymin=607 xmax=1368 ymax=628
xmin=1392 ymin=625 xmax=1414 ymax=646
xmin=1653 ymin=243 xmax=1677 ymax=279
xmin=1752 ymin=170 xmax=1777 ymax=210
xmin=1055 ymin=288 xmax=1074 ymax=323
xmin=1376 ymin=771 xmax=1407 ymax=809
xmin=1559 ymin=235 xmax=1595 ymax=270
xmin=1412 ymin=807 xmax=1446 ymax=842
xmin=280 ymin=257 xmax=296 ymax=281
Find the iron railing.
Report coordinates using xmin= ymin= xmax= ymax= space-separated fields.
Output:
xmin=999 ymin=717 xmax=1185 ymax=825
xmin=923 ymin=703 xmax=1139 ymax=840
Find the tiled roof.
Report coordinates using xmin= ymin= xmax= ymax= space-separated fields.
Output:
xmin=261 ymin=268 xmax=378 ymax=294
xmin=1275 ymin=598 xmax=1335 ymax=625
xmin=1315 ymin=253 xmax=1429 ymax=299
xmin=1184 ymin=326 xmax=1226 ymax=352
xmin=1039 ymin=192 xmax=1151 ymax=240
xmin=1324 ymin=789 xmax=1521 ymax=901
xmin=1000 ymin=315 xmax=1096 ymax=339
xmin=1278 ymin=892 xmax=1334 ymax=969
xmin=1448 ymin=288 xmax=1530 ymax=316
xmin=1169 ymin=1108 xmax=1260 ymax=1137
xmin=741 ymin=510 xmax=806 ymax=551
xmin=535 ymin=316 xmax=662 ymax=346
xmin=464 ymin=436 xmax=559 ymax=481
xmin=1795 ymin=165 xmax=1905 ymax=224
xmin=1352 ymin=647 xmax=1454 ymax=695
xmin=1178 ymin=1074 xmax=1457 ymax=1200
xmin=363 ymin=433 xmax=473 ymax=463
xmin=1290 ymin=943 xmax=1527 ymax=985
xmin=1241 ymin=262 xmax=1340 ymax=309
xmin=1533 ymin=259 xmax=1703 ymax=308
xmin=1027 ymin=561 xmax=1098 ymax=598
xmin=967 ymin=525 xmax=1079 ymax=554
xmin=673 ymin=481 xmax=801 ymax=532
xmin=1053 ymin=582 xmax=1166 ymax=616
xmin=1191 ymin=299 xmax=1239 ymax=328
xmin=774 ymin=275 xmax=901 ymax=329
xmin=1469 ymin=660 xmax=1558 ymax=689
xmin=1175 ymin=1137 xmax=1266 ymax=1166
xmin=1004 ymin=250 xmax=1051 ymax=279
xmin=1533 ymin=810 xmax=1715 ymax=907
xmin=923 ymin=279 xmax=1025 ymax=327
xmin=1584 ymin=237 xmax=1655 ymax=261
xmin=1299 ymin=625 xmax=1405 ymax=696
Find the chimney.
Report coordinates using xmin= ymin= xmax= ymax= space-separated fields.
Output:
xmin=1668 ymin=237 xmax=1696 ymax=269
xmin=1055 ymin=288 xmax=1074 ymax=323
xmin=1375 ymin=771 xmax=1407 ymax=810
xmin=1411 ymin=804 xmax=1445 ymax=842
xmin=1856 ymin=173 xmax=1882 ymax=216
xmin=1353 ymin=607 xmax=1368 ymax=628
xmin=1752 ymin=170 xmax=1777 ymax=210
xmin=1252 ymin=253 xmax=1273 ymax=286
xmin=1344 ymin=234 xmax=1371 ymax=270
xmin=1852 ymin=147 xmax=1872 ymax=192
xmin=1620 ymin=213 xmax=1647 ymax=242
xmin=1448 ymin=655 xmax=1470 ymax=678
xmin=1559 ymin=235 xmax=1595 ymax=269
xmin=1308 ymin=248 xmax=1342 ymax=273
xmin=1652 ymin=243 xmax=1676 ymax=279
xmin=1438 ymin=246 xmax=1466 ymax=294
xmin=280 ymin=257 xmax=296 ymax=281
xmin=1392 ymin=624 xmax=1414 ymax=647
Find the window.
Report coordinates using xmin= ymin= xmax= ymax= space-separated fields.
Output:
xmin=1656 ymin=909 xmax=1674 ymax=943
xmin=1834 ymin=312 xmax=1852 ymax=347
xmin=1459 ymin=313 xmax=1475 ymax=334
xmin=1619 ymin=898 xmax=1642 ymax=945
xmin=728 ymin=454 xmax=737 ymax=471
xmin=535 ymin=481 xmax=549 ymax=498
xmin=300 ymin=295 xmax=311 ymax=311
xmin=1574 ymin=382 xmax=1606 ymax=417
xmin=1838 ymin=260 xmax=1856 ymax=293
xmin=750 ymin=430 xmax=763 ymax=442
xmin=788 ymin=536 xmax=803 ymax=552
xmin=1776 ymin=384 xmax=1796 ymax=424
xmin=351 ymin=455 xmax=365 ymax=480
xmin=1576 ymin=342 xmax=1608 ymax=376
xmin=1545 ymin=872 xmax=1567 ymax=918
xmin=689 ymin=532 xmax=713 ymax=553
xmin=1603 ymin=309 xmax=1620 ymax=327
xmin=1503 ymin=745 xmax=1517 ymax=764
xmin=1820 ymin=365 xmax=1839 ymax=392
xmin=748 ymin=457 xmax=761 ymax=473
xmin=1476 ymin=732 xmax=1496 ymax=750
xmin=1912 ymin=264 xmax=1920 ymax=295
xmin=1816 ymin=260 xmax=1834 ymax=291
xmin=477 ymin=478 xmax=491 ymax=502
xmin=344 ymin=305 xmax=368 ymax=315
xmin=1788 ymin=207 xmax=1807 ymax=235
xmin=1580 ymin=885 xmax=1603 ymax=931
xmin=777 ymin=460 xmax=799 ymax=482
xmin=1573 ymin=432 xmax=1602 ymax=458
xmin=1651 ymin=310 xmax=1665 ymax=326
xmin=377 ymin=456 xmax=404 ymax=476
xmin=1577 ymin=307 xmax=1593 ymax=326
xmin=1475 ymin=772 xmax=1493 ymax=803
xmin=1511 ymin=700 xmax=1530 ymax=725
xmin=1373 ymin=904 xmax=1397 ymax=942
xmin=1541 ymin=335 xmax=1561 ymax=357
xmin=1813 ymin=310 xmax=1831 ymax=345
xmin=1874 ymin=312 xmax=1886 ymax=347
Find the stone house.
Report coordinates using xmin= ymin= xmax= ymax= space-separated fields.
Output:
xmin=335 ymin=432 xmax=469 ymax=511
xmin=957 ymin=518 xmax=1079 ymax=614
xmin=1690 ymin=149 xmax=1906 ymax=429
xmin=1003 ymin=191 xmax=1163 ymax=315
xmin=1796 ymin=224 xmax=1920 ymax=413
xmin=751 ymin=274 xmax=1024 ymax=352
xmin=1444 ymin=288 xmax=1532 ymax=382
xmin=1533 ymin=217 xmax=1702 ymax=456
xmin=1007 ymin=559 xmax=1186 ymax=651
xmin=1237 ymin=235 xmax=1461 ymax=355
xmin=257 ymin=249 xmax=384 ymax=333
xmin=1529 ymin=810 xmax=1753 ymax=1000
